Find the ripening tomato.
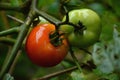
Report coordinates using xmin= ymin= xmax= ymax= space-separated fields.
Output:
xmin=59 ymin=9 xmax=101 ymax=48
xmin=25 ymin=23 xmax=68 ymax=67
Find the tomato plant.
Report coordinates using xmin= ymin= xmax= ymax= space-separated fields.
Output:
xmin=60 ymin=9 xmax=101 ymax=48
xmin=25 ymin=23 xmax=69 ymax=67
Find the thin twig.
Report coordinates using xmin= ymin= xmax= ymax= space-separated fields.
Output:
xmin=37 ymin=66 xmax=77 ymax=80
xmin=69 ymin=46 xmax=82 ymax=73
xmin=33 ymin=0 xmax=61 ymax=26
xmin=0 ymin=27 xmax=20 ymax=36
xmin=0 ymin=3 xmax=21 ymax=11
xmin=0 ymin=0 xmax=31 ymax=13
xmin=0 ymin=37 xmax=16 ymax=45
xmin=7 ymin=15 xmax=24 ymax=24
xmin=79 ymin=48 xmax=92 ymax=55
xmin=9 ymin=50 xmax=22 ymax=74
xmin=36 ymin=60 xmax=96 ymax=80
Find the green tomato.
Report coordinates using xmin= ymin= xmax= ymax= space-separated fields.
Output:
xmin=60 ymin=9 xmax=101 ymax=48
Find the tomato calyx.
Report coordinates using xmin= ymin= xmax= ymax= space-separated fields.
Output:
xmin=59 ymin=21 xmax=86 ymax=34
xmin=49 ymin=31 xmax=64 ymax=47
xmin=74 ymin=21 xmax=86 ymax=34
xmin=58 ymin=11 xmax=86 ymax=35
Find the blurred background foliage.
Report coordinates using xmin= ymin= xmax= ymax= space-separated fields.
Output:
xmin=0 ymin=0 xmax=120 ymax=80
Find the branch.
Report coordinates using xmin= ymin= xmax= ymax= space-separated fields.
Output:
xmin=0 ymin=37 xmax=16 ymax=45
xmin=0 ymin=27 xmax=20 ymax=36
xmin=35 ymin=9 xmax=61 ymax=25
xmin=0 ymin=1 xmax=36 ymax=79
xmin=0 ymin=3 xmax=21 ymax=11
xmin=7 ymin=15 xmax=24 ymax=24
xmin=80 ymin=48 xmax=92 ymax=55
xmin=69 ymin=46 xmax=82 ymax=73
xmin=0 ymin=0 xmax=31 ymax=13
xmin=37 ymin=66 xmax=77 ymax=80
xmin=36 ymin=60 xmax=96 ymax=80
xmin=33 ymin=0 xmax=61 ymax=26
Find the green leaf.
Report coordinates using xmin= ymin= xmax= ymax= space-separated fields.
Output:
xmin=70 ymin=71 xmax=85 ymax=80
xmin=38 ymin=0 xmax=55 ymax=8
xmin=107 ymin=74 xmax=120 ymax=80
xmin=10 ymin=0 xmax=21 ymax=6
xmin=3 ymin=73 xmax=14 ymax=80
xmin=92 ymin=26 xmax=120 ymax=74
xmin=109 ymin=0 xmax=120 ymax=16
xmin=100 ymin=11 xmax=118 ymax=41
xmin=93 ymin=68 xmax=120 ymax=80
xmin=37 ymin=0 xmax=59 ymax=17
xmin=88 ymin=3 xmax=106 ymax=16
xmin=92 ymin=42 xmax=114 ymax=74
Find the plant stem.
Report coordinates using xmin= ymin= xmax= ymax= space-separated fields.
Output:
xmin=80 ymin=48 xmax=92 ymax=55
xmin=0 ymin=7 xmax=36 ymax=80
xmin=35 ymin=9 xmax=61 ymax=25
xmin=9 ymin=50 xmax=22 ymax=74
xmin=0 ymin=37 xmax=16 ymax=45
xmin=0 ymin=3 xmax=22 ymax=11
xmin=0 ymin=27 xmax=20 ymax=36
xmin=69 ymin=46 xmax=82 ymax=73
xmin=33 ymin=0 xmax=61 ymax=26
xmin=36 ymin=59 xmax=95 ymax=80
xmin=7 ymin=15 xmax=24 ymax=24
xmin=37 ymin=66 xmax=78 ymax=80
xmin=0 ymin=0 xmax=31 ymax=13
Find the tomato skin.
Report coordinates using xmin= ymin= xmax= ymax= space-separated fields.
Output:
xmin=61 ymin=9 xmax=101 ymax=48
xmin=25 ymin=24 xmax=68 ymax=67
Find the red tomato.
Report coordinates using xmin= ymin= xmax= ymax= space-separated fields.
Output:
xmin=25 ymin=23 xmax=68 ymax=67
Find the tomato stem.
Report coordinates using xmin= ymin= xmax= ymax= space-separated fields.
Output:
xmin=57 ymin=10 xmax=86 ymax=35
xmin=49 ymin=31 xmax=64 ymax=47
xmin=69 ymin=45 xmax=82 ymax=73
xmin=74 ymin=21 xmax=86 ymax=33
xmin=79 ymin=48 xmax=92 ymax=55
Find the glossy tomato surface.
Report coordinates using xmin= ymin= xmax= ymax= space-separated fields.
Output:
xmin=26 ymin=23 xmax=68 ymax=67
